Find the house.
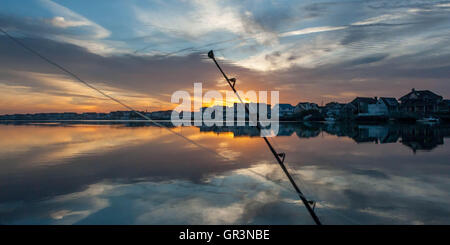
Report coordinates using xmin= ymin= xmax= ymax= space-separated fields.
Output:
xmin=294 ymin=102 xmax=319 ymax=114
xmin=233 ymin=103 xmax=271 ymax=120
xmin=110 ymin=111 xmax=133 ymax=120
xmin=438 ymin=99 xmax=450 ymax=113
xmin=274 ymin=104 xmax=295 ymax=117
xmin=350 ymin=97 xmax=377 ymax=114
xmin=62 ymin=112 xmax=79 ymax=120
xmin=150 ymin=110 xmax=172 ymax=120
xmin=399 ymin=88 xmax=443 ymax=113
xmin=364 ymin=97 xmax=399 ymax=116
xmin=379 ymin=97 xmax=400 ymax=112
xmin=340 ymin=103 xmax=357 ymax=119
xmin=323 ymin=102 xmax=345 ymax=118
xmin=82 ymin=112 xmax=98 ymax=120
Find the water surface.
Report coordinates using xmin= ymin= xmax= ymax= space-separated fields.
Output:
xmin=0 ymin=122 xmax=449 ymax=224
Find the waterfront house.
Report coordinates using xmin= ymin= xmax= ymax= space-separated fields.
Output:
xmin=82 ymin=112 xmax=98 ymax=120
xmin=294 ymin=102 xmax=319 ymax=114
xmin=62 ymin=112 xmax=79 ymax=120
xmin=110 ymin=111 xmax=133 ymax=120
xmin=350 ymin=97 xmax=377 ymax=114
xmin=233 ymin=103 xmax=271 ymax=121
xmin=364 ymin=97 xmax=399 ymax=116
xmin=399 ymin=88 xmax=443 ymax=113
xmin=438 ymin=99 xmax=450 ymax=113
xmin=379 ymin=97 xmax=400 ymax=113
xmin=274 ymin=104 xmax=295 ymax=117
xmin=323 ymin=102 xmax=345 ymax=118
xmin=340 ymin=103 xmax=357 ymax=119
xmin=150 ymin=110 xmax=172 ymax=120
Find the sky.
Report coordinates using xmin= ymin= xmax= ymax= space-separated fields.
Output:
xmin=1 ymin=0 xmax=450 ymax=113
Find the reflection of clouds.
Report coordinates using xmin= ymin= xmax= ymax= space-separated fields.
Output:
xmin=0 ymin=183 xmax=111 ymax=225
xmin=358 ymin=208 xmax=424 ymax=225
xmin=287 ymin=165 xmax=450 ymax=224
xmin=216 ymin=142 xmax=242 ymax=161
xmin=135 ymin=196 xmax=245 ymax=225
xmin=0 ymin=124 xmax=170 ymax=166
xmin=296 ymin=165 xmax=448 ymax=198
xmin=0 ymin=163 xmax=315 ymax=224
xmin=1 ymin=123 xmax=449 ymax=224
xmin=46 ymin=184 xmax=112 ymax=224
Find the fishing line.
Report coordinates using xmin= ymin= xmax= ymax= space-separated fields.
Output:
xmin=134 ymin=36 xmax=243 ymax=56
xmin=0 ymin=27 xmax=237 ymax=164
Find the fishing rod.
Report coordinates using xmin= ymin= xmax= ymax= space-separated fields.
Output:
xmin=207 ymin=50 xmax=322 ymax=225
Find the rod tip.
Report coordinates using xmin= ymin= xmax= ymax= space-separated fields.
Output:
xmin=207 ymin=50 xmax=214 ymax=59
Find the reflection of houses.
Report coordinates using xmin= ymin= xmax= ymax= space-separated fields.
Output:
xmin=295 ymin=127 xmax=321 ymax=138
xmin=357 ymin=125 xmax=399 ymax=143
xmin=275 ymin=123 xmax=296 ymax=136
xmin=198 ymin=125 xmax=261 ymax=137
xmin=287 ymin=122 xmax=322 ymax=138
xmin=399 ymin=89 xmax=443 ymax=114
xmin=195 ymin=122 xmax=450 ymax=153
xmin=400 ymin=125 xmax=445 ymax=153
xmin=353 ymin=126 xmax=379 ymax=143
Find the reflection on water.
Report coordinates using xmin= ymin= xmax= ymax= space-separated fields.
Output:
xmin=0 ymin=122 xmax=449 ymax=224
xmin=199 ymin=122 xmax=450 ymax=153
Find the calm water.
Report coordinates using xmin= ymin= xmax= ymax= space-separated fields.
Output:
xmin=0 ymin=121 xmax=449 ymax=225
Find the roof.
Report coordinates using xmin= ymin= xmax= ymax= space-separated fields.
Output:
xmin=276 ymin=104 xmax=294 ymax=109
xmin=325 ymin=102 xmax=345 ymax=108
xmin=399 ymin=89 xmax=442 ymax=101
xmin=342 ymin=103 xmax=357 ymax=109
xmin=380 ymin=97 xmax=399 ymax=106
xmin=351 ymin=97 xmax=377 ymax=105
xmin=296 ymin=102 xmax=318 ymax=106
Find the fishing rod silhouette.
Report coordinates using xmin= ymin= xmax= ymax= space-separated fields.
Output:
xmin=207 ymin=50 xmax=322 ymax=225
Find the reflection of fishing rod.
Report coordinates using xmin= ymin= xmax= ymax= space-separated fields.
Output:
xmin=207 ymin=50 xmax=322 ymax=225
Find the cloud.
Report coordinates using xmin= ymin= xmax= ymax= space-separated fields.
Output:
xmin=348 ymin=54 xmax=389 ymax=66
xmin=234 ymin=1 xmax=450 ymax=71
xmin=352 ymin=13 xmax=407 ymax=26
xmin=0 ymin=0 xmax=117 ymax=54
xmin=1 ymin=31 xmax=450 ymax=114
xmin=132 ymin=0 xmax=281 ymax=54
xmin=1 ymin=0 xmax=450 ymax=110
xmin=39 ymin=0 xmax=110 ymax=39
xmin=45 ymin=16 xmax=90 ymax=28
xmin=279 ymin=26 xmax=347 ymax=38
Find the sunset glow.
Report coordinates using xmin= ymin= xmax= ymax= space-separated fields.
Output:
xmin=1 ymin=0 xmax=449 ymax=114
